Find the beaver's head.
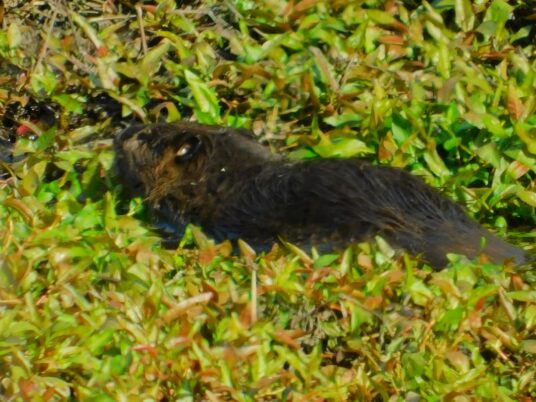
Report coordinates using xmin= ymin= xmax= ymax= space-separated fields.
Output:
xmin=113 ymin=122 xmax=273 ymax=203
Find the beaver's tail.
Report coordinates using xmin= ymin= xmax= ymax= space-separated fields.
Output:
xmin=390 ymin=221 xmax=527 ymax=269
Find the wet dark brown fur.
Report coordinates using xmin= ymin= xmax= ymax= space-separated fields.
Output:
xmin=114 ymin=122 xmax=527 ymax=269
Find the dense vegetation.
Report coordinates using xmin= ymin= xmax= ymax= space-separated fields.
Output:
xmin=0 ymin=0 xmax=535 ymax=400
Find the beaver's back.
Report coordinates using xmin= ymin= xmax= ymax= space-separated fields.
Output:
xmin=203 ymin=158 xmax=526 ymax=268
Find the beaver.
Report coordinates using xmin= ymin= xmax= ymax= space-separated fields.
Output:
xmin=113 ymin=121 xmax=527 ymax=269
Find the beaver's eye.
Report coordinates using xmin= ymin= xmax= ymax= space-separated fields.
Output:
xmin=174 ymin=136 xmax=201 ymax=163
xmin=176 ymin=143 xmax=192 ymax=157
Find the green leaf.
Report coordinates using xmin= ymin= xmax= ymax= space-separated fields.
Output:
xmin=507 ymin=291 xmax=536 ymax=303
xmin=313 ymin=138 xmax=373 ymax=158
xmin=366 ymin=10 xmax=398 ymax=26
xmin=408 ymin=280 xmax=434 ymax=306
xmin=30 ymin=67 xmax=59 ymax=95
xmin=184 ymin=69 xmax=221 ymax=124
xmin=313 ymin=254 xmax=340 ymax=268
xmin=454 ymin=0 xmax=475 ymax=32
xmin=7 ymin=23 xmax=22 ymax=48
xmin=424 ymin=148 xmax=450 ymax=178
xmin=140 ymin=40 xmax=172 ymax=85
xmin=434 ymin=307 xmax=464 ymax=332
xmin=391 ymin=114 xmax=412 ymax=144
xmin=402 ymin=352 xmax=427 ymax=378
xmin=288 ymin=148 xmax=319 ymax=160
xmin=520 ymin=340 xmax=536 ymax=354
xmin=517 ymin=190 xmax=536 ymax=207
xmin=53 ymin=94 xmax=85 ymax=114
xmin=483 ymin=0 xmax=513 ymax=41
xmin=323 ymin=113 xmax=363 ymax=127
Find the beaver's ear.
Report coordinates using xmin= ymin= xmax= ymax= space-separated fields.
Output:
xmin=174 ymin=135 xmax=202 ymax=163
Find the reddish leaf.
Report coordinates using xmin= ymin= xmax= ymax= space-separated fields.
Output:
xmin=507 ymin=85 xmax=524 ymax=120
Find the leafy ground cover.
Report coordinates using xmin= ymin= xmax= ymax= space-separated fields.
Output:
xmin=0 ymin=0 xmax=535 ymax=400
